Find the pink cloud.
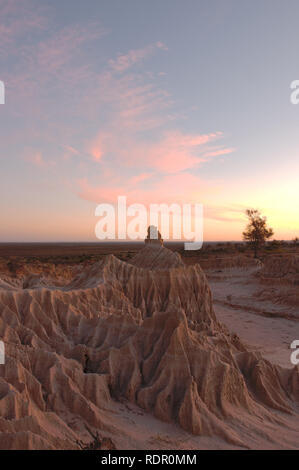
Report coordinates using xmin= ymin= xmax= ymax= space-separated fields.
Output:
xmin=78 ymin=178 xmax=127 ymax=204
xmin=203 ymin=147 xmax=235 ymax=158
xmin=62 ymin=145 xmax=80 ymax=155
xmin=83 ymin=44 xmax=233 ymax=173
xmin=93 ymin=70 xmax=172 ymax=132
xmin=143 ymin=131 xmax=223 ymax=172
xmin=0 ymin=0 xmax=50 ymax=62
xmin=87 ymin=129 xmax=228 ymax=173
xmin=61 ymin=145 xmax=81 ymax=160
xmin=26 ymin=151 xmax=55 ymax=168
xmin=88 ymin=133 xmax=107 ymax=162
xmin=130 ymin=173 xmax=153 ymax=185
xmin=78 ymin=172 xmax=218 ymax=206
xmin=108 ymin=42 xmax=168 ymax=72
xmin=35 ymin=23 xmax=105 ymax=76
xmin=3 ymin=13 xmax=105 ymax=107
xmin=204 ymin=205 xmax=246 ymax=223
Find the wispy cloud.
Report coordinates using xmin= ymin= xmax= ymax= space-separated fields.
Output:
xmin=83 ymin=46 xmax=233 ymax=176
xmin=88 ymin=134 xmax=105 ymax=162
xmin=34 ymin=23 xmax=105 ymax=78
xmin=26 ymin=151 xmax=56 ymax=168
xmin=0 ymin=0 xmax=48 ymax=55
xmin=3 ymin=5 xmax=105 ymax=105
xmin=87 ymin=128 xmax=232 ymax=173
xmin=130 ymin=172 xmax=153 ymax=185
xmin=61 ymin=145 xmax=81 ymax=160
xmin=203 ymin=147 xmax=235 ymax=158
xmin=108 ymin=42 xmax=168 ymax=72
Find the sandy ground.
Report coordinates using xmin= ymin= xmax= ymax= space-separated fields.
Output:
xmin=94 ymin=398 xmax=299 ymax=450
xmin=207 ymin=266 xmax=299 ymax=369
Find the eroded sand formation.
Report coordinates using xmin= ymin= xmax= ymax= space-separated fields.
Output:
xmin=0 ymin=245 xmax=298 ymax=449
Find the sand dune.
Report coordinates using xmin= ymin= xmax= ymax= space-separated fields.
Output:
xmin=0 ymin=245 xmax=298 ymax=449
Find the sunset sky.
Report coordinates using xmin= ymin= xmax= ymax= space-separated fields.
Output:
xmin=1 ymin=0 xmax=299 ymax=242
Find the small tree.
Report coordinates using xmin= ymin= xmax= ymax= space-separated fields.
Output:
xmin=242 ymin=209 xmax=274 ymax=258
xmin=292 ymin=237 xmax=299 ymax=247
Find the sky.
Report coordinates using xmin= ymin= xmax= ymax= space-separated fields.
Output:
xmin=0 ymin=0 xmax=299 ymax=242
